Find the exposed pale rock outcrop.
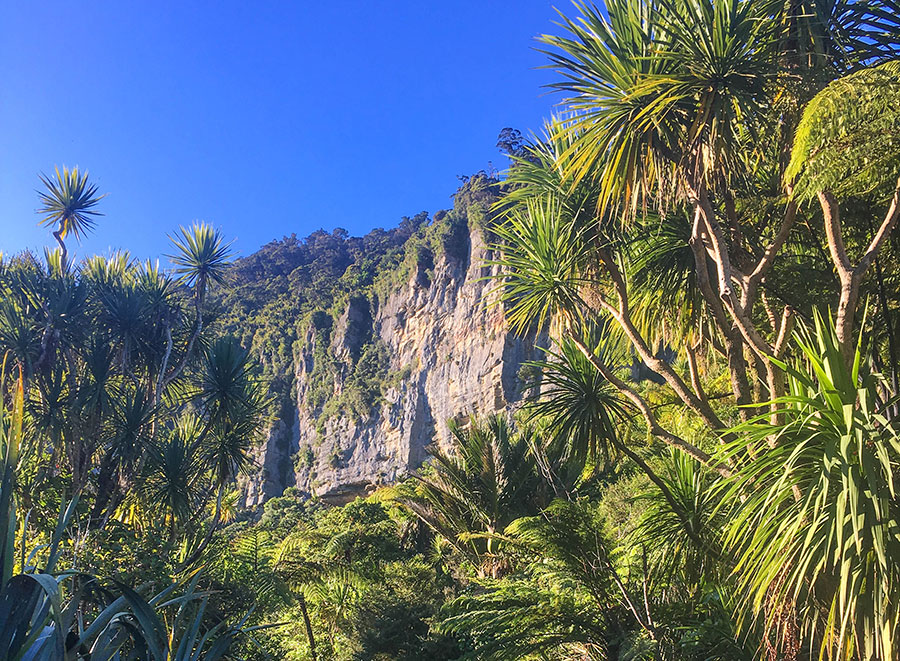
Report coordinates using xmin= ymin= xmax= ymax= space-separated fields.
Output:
xmin=242 ymin=223 xmax=542 ymax=505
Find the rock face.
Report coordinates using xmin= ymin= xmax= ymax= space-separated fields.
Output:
xmin=242 ymin=224 xmax=543 ymax=505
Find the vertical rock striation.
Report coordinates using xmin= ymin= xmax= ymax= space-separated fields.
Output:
xmin=242 ymin=222 xmax=543 ymax=505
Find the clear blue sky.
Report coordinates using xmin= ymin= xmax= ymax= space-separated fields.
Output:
xmin=0 ymin=1 xmax=565 ymax=263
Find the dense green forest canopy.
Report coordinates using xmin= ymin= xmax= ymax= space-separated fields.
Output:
xmin=1 ymin=0 xmax=900 ymax=659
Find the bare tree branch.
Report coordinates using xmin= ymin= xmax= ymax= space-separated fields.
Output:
xmin=686 ymin=342 xmax=707 ymax=402
xmin=858 ymin=178 xmax=900 ymax=273
xmin=567 ymin=332 xmax=731 ymax=478
xmin=743 ymin=197 xmax=797 ymax=309
xmin=591 ymin=254 xmax=728 ymax=433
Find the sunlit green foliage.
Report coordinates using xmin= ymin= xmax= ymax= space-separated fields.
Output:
xmin=787 ymin=60 xmax=900 ymax=200
xmin=720 ymin=311 xmax=900 ymax=659
xmin=37 ymin=166 xmax=105 ymax=268
xmin=394 ymin=416 xmax=548 ymax=578
xmin=3 ymin=0 xmax=900 ymax=658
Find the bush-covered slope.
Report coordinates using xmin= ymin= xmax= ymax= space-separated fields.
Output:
xmin=210 ymin=176 xmax=534 ymax=503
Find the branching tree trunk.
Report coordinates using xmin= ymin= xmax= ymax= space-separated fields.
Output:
xmin=818 ymin=179 xmax=900 ymax=361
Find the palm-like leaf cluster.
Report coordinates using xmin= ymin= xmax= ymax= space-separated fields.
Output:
xmin=542 ymin=0 xmax=773 ymax=211
xmin=37 ymin=166 xmax=105 ymax=244
xmin=439 ymin=500 xmax=638 ymax=660
xmin=525 ymin=331 xmax=629 ymax=471
xmin=720 ymin=311 xmax=900 ymax=658
xmin=167 ymin=223 xmax=234 ymax=290
xmin=484 ymin=0 xmax=900 ymax=658
xmin=0 ymin=360 xmax=269 ymax=660
xmin=489 ymin=196 xmax=593 ymax=334
xmin=3 ymin=176 xmax=265 ymax=553
xmin=141 ymin=418 xmax=205 ymax=529
xmin=395 ymin=416 xmax=550 ymax=577
xmin=633 ymin=450 xmax=725 ymax=589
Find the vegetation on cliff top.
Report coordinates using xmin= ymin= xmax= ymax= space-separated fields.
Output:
xmin=212 ymin=175 xmax=498 ymax=425
xmin=1 ymin=0 xmax=900 ymax=659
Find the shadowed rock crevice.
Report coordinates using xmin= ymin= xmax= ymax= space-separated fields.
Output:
xmin=242 ymin=219 xmax=547 ymax=506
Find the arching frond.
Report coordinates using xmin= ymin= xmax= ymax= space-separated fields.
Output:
xmin=625 ymin=209 xmax=706 ymax=346
xmin=142 ymin=429 xmax=205 ymax=527
xmin=632 ymin=449 xmax=726 ymax=589
xmin=786 ymin=60 xmax=900 ymax=200
xmin=541 ymin=0 xmax=774 ymax=212
xmin=490 ymin=196 xmax=595 ymax=333
xmin=394 ymin=416 xmax=545 ymax=576
xmin=525 ymin=329 xmax=629 ymax=471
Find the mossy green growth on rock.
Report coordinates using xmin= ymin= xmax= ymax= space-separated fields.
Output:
xmin=213 ymin=176 xmax=501 ymax=432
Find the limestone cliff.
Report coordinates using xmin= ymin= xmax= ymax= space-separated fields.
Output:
xmin=242 ymin=221 xmax=543 ymax=505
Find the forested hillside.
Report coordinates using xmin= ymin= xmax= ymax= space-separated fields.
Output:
xmin=210 ymin=175 xmax=544 ymax=505
xmin=213 ymin=175 xmax=491 ymax=417
xmin=213 ymin=210 xmax=429 ymax=400
xmin=1 ymin=1 xmax=900 ymax=660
